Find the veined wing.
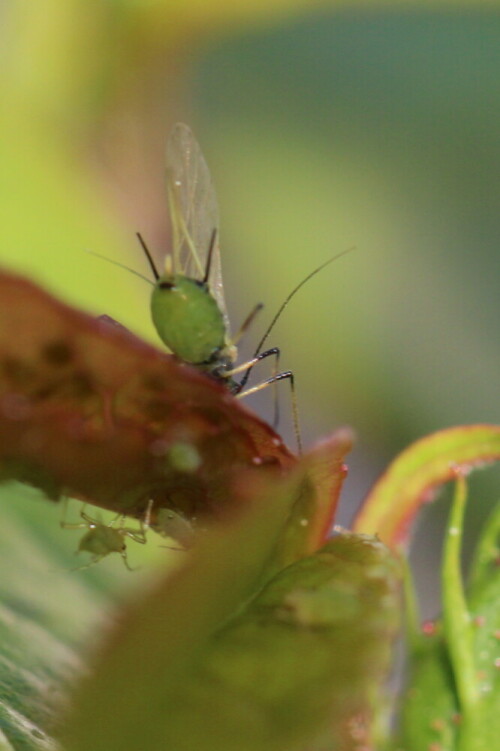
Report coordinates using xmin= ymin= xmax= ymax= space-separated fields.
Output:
xmin=166 ymin=123 xmax=230 ymax=331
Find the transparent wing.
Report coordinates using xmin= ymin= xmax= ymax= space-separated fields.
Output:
xmin=166 ymin=123 xmax=229 ymax=330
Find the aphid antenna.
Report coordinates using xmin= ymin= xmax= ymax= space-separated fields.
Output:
xmin=85 ymin=248 xmax=155 ymax=286
xmin=203 ymin=228 xmax=218 ymax=284
xmin=136 ymin=232 xmax=160 ymax=281
xmin=237 ymin=246 xmax=355 ymax=392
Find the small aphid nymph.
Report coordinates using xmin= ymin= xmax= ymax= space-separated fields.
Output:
xmin=61 ymin=502 xmax=147 ymax=570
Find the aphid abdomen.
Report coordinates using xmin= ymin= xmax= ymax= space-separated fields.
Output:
xmin=78 ymin=526 xmax=125 ymax=556
xmin=151 ymin=275 xmax=227 ymax=365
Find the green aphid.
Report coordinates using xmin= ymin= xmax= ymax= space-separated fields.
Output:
xmin=154 ymin=508 xmax=196 ymax=551
xmin=144 ymin=124 xmax=351 ymax=416
xmin=142 ymin=123 xmax=265 ymax=391
xmin=61 ymin=503 xmax=147 ymax=571
xmin=89 ymin=123 xmax=350 ymax=450
xmin=138 ymin=123 xmax=311 ymax=450
xmin=150 ymin=123 xmax=235 ymax=375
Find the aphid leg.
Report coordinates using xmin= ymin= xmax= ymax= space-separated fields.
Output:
xmin=230 ymin=303 xmax=264 ymax=347
xmin=118 ymin=547 xmax=135 ymax=572
xmin=79 ymin=507 xmax=103 ymax=527
xmin=105 ymin=511 xmax=149 ymax=545
xmin=236 ymin=369 xmax=302 ymax=455
xmin=143 ymin=498 xmax=154 ymax=529
xmin=120 ymin=519 xmax=148 ymax=546
xmin=71 ymin=555 xmax=105 ymax=573
xmin=226 ymin=348 xmax=281 ymax=428
xmin=226 ymin=347 xmax=280 ymax=381
xmin=60 ymin=499 xmax=89 ymax=531
xmin=107 ymin=515 xmax=148 ymax=572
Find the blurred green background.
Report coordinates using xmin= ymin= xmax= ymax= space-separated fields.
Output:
xmin=1 ymin=2 xmax=499 ymax=613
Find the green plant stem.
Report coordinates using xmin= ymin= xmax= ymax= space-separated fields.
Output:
xmin=442 ymin=472 xmax=481 ymax=751
xmin=401 ymin=554 xmax=424 ymax=656
xmin=468 ymin=499 xmax=500 ymax=589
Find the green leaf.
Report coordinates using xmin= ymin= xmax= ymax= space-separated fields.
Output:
xmin=465 ymin=501 xmax=500 ymax=751
xmin=59 ymin=469 xmax=302 ymax=750
xmin=398 ymin=564 xmax=500 ymax=751
xmin=0 ymin=484 xmax=106 ymax=750
xmin=439 ymin=475 xmax=482 ymax=751
xmin=398 ymin=483 xmax=500 ymax=751
xmin=397 ymin=635 xmax=460 ymax=751
xmin=61 ymin=523 xmax=401 ymax=751
xmin=468 ymin=500 xmax=500 ymax=594
xmin=353 ymin=425 xmax=500 ymax=548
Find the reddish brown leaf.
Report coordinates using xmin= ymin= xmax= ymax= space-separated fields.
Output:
xmin=0 ymin=271 xmax=296 ymax=528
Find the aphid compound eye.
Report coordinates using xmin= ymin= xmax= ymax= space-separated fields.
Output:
xmin=159 ymin=281 xmax=175 ymax=290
